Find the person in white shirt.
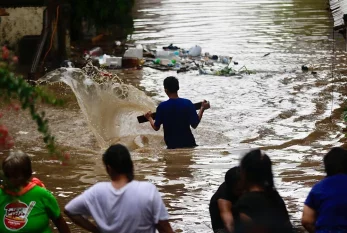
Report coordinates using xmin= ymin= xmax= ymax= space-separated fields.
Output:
xmin=64 ymin=144 xmax=174 ymax=233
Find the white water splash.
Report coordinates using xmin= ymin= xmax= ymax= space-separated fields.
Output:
xmin=39 ymin=66 xmax=162 ymax=149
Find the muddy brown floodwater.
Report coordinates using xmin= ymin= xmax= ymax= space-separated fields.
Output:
xmin=2 ymin=0 xmax=347 ymax=232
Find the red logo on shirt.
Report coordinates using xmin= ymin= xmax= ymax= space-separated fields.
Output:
xmin=3 ymin=201 xmax=36 ymax=230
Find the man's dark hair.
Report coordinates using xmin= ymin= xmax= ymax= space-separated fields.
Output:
xmin=163 ymin=76 xmax=179 ymax=93
xmin=102 ymin=144 xmax=134 ymax=181
xmin=324 ymin=147 xmax=347 ymax=176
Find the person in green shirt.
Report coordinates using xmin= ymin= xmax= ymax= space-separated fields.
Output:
xmin=0 ymin=151 xmax=70 ymax=233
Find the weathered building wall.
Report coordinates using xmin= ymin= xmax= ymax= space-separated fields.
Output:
xmin=0 ymin=7 xmax=44 ymax=46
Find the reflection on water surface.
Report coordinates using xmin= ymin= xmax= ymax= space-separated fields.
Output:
xmin=2 ymin=0 xmax=347 ymax=232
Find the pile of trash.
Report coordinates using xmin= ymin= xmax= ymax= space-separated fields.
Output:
xmin=143 ymin=44 xmax=255 ymax=76
xmin=82 ymin=43 xmax=255 ymax=77
xmin=83 ymin=44 xmax=145 ymax=70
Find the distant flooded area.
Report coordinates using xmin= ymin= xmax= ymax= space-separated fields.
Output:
xmin=2 ymin=0 xmax=347 ymax=232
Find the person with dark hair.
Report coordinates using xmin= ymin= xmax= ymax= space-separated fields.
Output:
xmin=233 ymin=149 xmax=293 ymax=233
xmin=209 ymin=166 xmax=242 ymax=233
xmin=144 ymin=76 xmax=210 ymax=149
xmin=0 ymin=151 xmax=70 ymax=233
xmin=64 ymin=144 xmax=174 ymax=233
xmin=302 ymin=147 xmax=347 ymax=233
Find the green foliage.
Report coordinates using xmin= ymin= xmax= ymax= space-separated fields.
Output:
xmin=214 ymin=66 xmax=236 ymax=76
xmin=0 ymin=47 xmax=69 ymax=190
xmin=343 ymin=110 xmax=347 ymax=123
xmin=71 ymin=0 xmax=135 ymax=35
xmin=0 ymin=68 xmax=64 ymax=155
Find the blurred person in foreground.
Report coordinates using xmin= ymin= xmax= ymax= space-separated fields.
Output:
xmin=209 ymin=166 xmax=243 ymax=233
xmin=233 ymin=149 xmax=293 ymax=233
xmin=302 ymin=147 xmax=347 ymax=233
xmin=0 ymin=151 xmax=70 ymax=233
xmin=64 ymin=144 xmax=174 ymax=233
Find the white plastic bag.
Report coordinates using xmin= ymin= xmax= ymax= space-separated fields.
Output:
xmin=188 ymin=45 xmax=202 ymax=57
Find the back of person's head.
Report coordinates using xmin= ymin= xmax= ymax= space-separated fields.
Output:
xmin=240 ymin=149 xmax=274 ymax=191
xmin=102 ymin=144 xmax=134 ymax=181
xmin=163 ymin=76 xmax=179 ymax=93
xmin=241 ymin=149 xmax=290 ymax=221
xmin=225 ymin=166 xmax=242 ymax=197
xmin=2 ymin=151 xmax=32 ymax=187
xmin=225 ymin=166 xmax=240 ymax=186
xmin=324 ymin=147 xmax=347 ymax=176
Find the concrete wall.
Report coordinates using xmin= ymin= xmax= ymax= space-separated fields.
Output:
xmin=0 ymin=7 xmax=44 ymax=46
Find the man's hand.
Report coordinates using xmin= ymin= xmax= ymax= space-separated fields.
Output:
xmin=201 ymin=100 xmax=210 ymax=110
xmin=145 ymin=111 xmax=160 ymax=131
xmin=195 ymin=100 xmax=210 ymax=126
xmin=144 ymin=111 xmax=153 ymax=120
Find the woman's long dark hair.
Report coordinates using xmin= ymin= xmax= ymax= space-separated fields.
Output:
xmin=241 ymin=149 xmax=274 ymax=193
xmin=103 ymin=144 xmax=134 ymax=181
xmin=240 ymin=149 xmax=290 ymax=220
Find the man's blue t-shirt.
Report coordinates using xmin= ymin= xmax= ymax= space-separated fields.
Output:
xmin=305 ymin=174 xmax=347 ymax=233
xmin=154 ymin=98 xmax=200 ymax=149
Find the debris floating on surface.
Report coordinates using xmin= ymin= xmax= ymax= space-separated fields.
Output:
xmin=85 ymin=42 xmax=256 ymax=76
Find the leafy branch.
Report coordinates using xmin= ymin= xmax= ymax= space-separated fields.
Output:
xmin=343 ymin=110 xmax=347 ymax=123
xmin=0 ymin=68 xmax=65 ymax=156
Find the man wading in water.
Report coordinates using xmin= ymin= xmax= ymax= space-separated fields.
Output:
xmin=145 ymin=76 xmax=210 ymax=149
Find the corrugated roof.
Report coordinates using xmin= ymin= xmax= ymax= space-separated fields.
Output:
xmin=330 ymin=0 xmax=347 ymax=30
xmin=0 ymin=0 xmax=46 ymax=8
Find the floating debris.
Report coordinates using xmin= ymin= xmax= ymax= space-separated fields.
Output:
xmin=86 ymin=42 xmax=255 ymax=76
xmin=302 ymin=65 xmax=309 ymax=71
xmin=163 ymin=44 xmax=180 ymax=50
xmin=194 ymin=61 xmax=255 ymax=76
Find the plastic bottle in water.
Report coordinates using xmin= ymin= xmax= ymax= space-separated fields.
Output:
xmin=179 ymin=50 xmax=187 ymax=57
xmin=88 ymin=47 xmax=103 ymax=57
xmin=156 ymin=50 xmax=180 ymax=59
xmin=220 ymin=56 xmax=230 ymax=64
xmin=160 ymin=59 xmax=171 ymax=66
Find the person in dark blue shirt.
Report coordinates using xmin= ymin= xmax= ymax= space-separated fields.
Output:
xmin=302 ymin=147 xmax=347 ymax=233
xmin=144 ymin=76 xmax=210 ymax=149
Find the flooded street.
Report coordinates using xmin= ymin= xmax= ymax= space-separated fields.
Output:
xmin=2 ymin=0 xmax=347 ymax=232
